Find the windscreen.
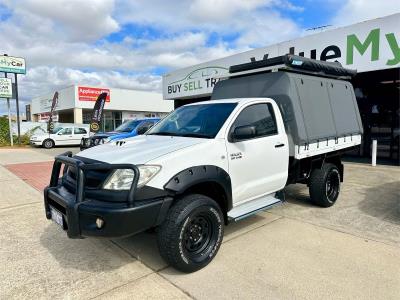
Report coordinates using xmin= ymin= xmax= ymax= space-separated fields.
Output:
xmin=51 ymin=127 xmax=63 ymax=134
xmin=147 ymin=103 xmax=237 ymax=138
xmin=115 ymin=120 xmax=141 ymax=133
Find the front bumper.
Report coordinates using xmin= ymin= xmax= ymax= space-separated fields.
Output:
xmin=80 ymin=137 xmax=107 ymax=150
xmin=44 ymin=152 xmax=172 ymax=239
xmin=30 ymin=140 xmax=42 ymax=146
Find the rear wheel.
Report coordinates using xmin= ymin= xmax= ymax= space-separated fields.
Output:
xmin=43 ymin=139 xmax=54 ymax=149
xmin=309 ymin=163 xmax=340 ymax=207
xmin=157 ymin=194 xmax=224 ymax=273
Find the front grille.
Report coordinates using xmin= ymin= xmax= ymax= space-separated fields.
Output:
xmin=50 ymin=152 xmax=139 ymax=205
xmin=65 ymin=166 xmax=111 ymax=190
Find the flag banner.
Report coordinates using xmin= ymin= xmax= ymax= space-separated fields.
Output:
xmin=90 ymin=92 xmax=108 ymax=133
xmin=47 ymin=91 xmax=58 ymax=132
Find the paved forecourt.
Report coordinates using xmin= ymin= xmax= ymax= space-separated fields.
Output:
xmin=0 ymin=147 xmax=399 ymax=299
xmin=0 ymin=147 xmax=190 ymax=299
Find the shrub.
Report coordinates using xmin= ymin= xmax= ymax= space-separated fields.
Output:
xmin=12 ymin=134 xmax=30 ymax=145
xmin=0 ymin=116 xmax=11 ymax=145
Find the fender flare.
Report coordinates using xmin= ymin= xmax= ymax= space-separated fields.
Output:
xmin=164 ymin=165 xmax=232 ymax=211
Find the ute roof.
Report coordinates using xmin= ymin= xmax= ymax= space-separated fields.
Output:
xmin=186 ymin=98 xmax=268 ymax=106
xmin=227 ymin=54 xmax=357 ymax=80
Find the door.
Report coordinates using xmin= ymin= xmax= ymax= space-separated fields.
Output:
xmin=73 ymin=127 xmax=88 ymax=145
xmin=226 ymin=102 xmax=288 ymax=205
xmin=54 ymin=127 xmax=74 ymax=145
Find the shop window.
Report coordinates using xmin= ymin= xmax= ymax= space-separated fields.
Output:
xmin=113 ymin=111 xmax=122 ymax=129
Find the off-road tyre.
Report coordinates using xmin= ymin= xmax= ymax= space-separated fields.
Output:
xmin=157 ymin=194 xmax=224 ymax=273
xmin=309 ymin=163 xmax=340 ymax=207
xmin=43 ymin=139 xmax=54 ymax=149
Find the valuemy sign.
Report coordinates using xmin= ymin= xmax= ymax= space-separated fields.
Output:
xmin=163 ymin=13 xmax=400 ymax=100
xmin=0 ymin=78 xmax=12 ymax=98
xmin=0 ymin=56 xmax=26 ymax=74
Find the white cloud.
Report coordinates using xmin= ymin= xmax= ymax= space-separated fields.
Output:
xmin=332 ymin=0 xmax=400 ymax=26
xmin=188 ymin=0 xmax=268 ymax=22
xmin=115 ymin=0 xmax=303 ymax=46
xmin=18 ymin=66 xmax=162 ymax=98
xmin=0 ymin=0 xmax=307 ymax=114
xmin=14 ymin=0 xmax=119 ymax=42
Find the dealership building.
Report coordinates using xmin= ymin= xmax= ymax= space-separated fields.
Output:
xmin=163 ymin=13 xmax=400 ymax=163
xmin=30 ymin=86 xmax=173 ymax=132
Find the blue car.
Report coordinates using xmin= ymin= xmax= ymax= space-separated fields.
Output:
xmin=80 ymin=117 xmax=160 ymax=150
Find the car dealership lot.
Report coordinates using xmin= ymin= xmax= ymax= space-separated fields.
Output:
xmin=0 ymin=147 xmax=399 ymax=299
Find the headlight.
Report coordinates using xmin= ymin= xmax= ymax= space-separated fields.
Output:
xmin=104 ymin=137 xmax=112 ymax=143
xmin=103 ymin=165 xmax=161 ymax=190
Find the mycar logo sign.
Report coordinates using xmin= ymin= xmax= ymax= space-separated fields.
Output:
xmin=163 ymin=13 xmax=400 ymax=100
xmin=78 ymin=86 xmax=110 ymax=102
xmin=0 ymin=56 xmax=26 ymax=74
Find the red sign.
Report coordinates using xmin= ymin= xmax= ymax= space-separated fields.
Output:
xmin=39 ymin=112 xmax=58 ymax=122
xmin=78 ymin=86 xmax=110 ymax=102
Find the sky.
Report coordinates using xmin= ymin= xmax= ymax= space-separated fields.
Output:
xmin=0 ymin=0 xmax=399 ymax=115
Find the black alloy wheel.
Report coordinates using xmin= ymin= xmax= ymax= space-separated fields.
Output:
xmin=309 ymin=163 xmax=341 ymax=207
xmin=157 ymin=194 xmax=224 ymax=273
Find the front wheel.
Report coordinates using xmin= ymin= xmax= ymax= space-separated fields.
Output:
xmin=157 ymin=194 xmax=224 ymax=273
xmin=309 ymin=163 xmax=341 ymax=207
xmin=43 ymin=139 xmax=54 ymax=149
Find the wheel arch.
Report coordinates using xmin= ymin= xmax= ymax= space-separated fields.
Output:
xmin=308 ymin=153 xmax=343 ymax=183
xmin=164 ymin=165 xmax=232 ymax=223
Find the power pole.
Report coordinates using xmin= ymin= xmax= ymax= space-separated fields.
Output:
xmin=14 ymin=73 xmax=21 ymax=144
xmin=5 ymin=71 xmax=13 ymax=146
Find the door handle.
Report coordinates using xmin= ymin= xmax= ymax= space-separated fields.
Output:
xmin=275 ymin=143 xmax=285 ymax=148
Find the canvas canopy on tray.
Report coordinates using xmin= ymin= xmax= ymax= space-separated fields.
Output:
xmin=211 ymin=56 xmax=363 ymax=153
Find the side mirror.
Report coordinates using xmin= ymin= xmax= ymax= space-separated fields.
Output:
xmin=137 ymin=127 xmax=148 ymax=135
xmin=231 ymin=125 xmax=256 ymax=142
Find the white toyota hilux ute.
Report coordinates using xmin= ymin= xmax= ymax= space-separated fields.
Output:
xmin=44 ymin=55 xmax=363 ymax=272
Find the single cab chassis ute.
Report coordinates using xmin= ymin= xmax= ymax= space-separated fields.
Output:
xmin=44 ymin=55 xmax=363 ymax=272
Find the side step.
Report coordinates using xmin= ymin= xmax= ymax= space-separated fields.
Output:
xmin=228 ymin=193 xmax=283 ymax=222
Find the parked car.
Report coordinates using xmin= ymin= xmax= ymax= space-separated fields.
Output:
xmin=43 ymin=55 xmax=363 ymax=272
xmin=30 ymin=125 xmax=89 ymax=149
xmin=80 ymin=118 xmax=160 ymax=150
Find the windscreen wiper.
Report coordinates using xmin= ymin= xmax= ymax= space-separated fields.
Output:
xmin=180 ymin=133 xmax=212 ymax=139
xmin=147 ymin=131 xmax=180 ymax=136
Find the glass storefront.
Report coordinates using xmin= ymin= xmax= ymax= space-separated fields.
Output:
xmin=353 ymin=68 xmax=400 ymax=164
xmin=83 ymin=110 xmax=123 ymax=132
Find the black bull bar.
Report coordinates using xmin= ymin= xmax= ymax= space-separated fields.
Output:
xmin=44 ymin=152 xmax=172 ymax=239
xmin=48 ymin=151 xmax=140 ymax=206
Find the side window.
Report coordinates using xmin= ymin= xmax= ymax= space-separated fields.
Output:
xmin=59 ymin=128 xmax=72 ymax=135
xmin=231 ymin=103 xmax=278 ymax=139
xmin=74 ymin=128 xmax=87 ymax=134
xmin=138 ymin=121 xmax=154 ymax=131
